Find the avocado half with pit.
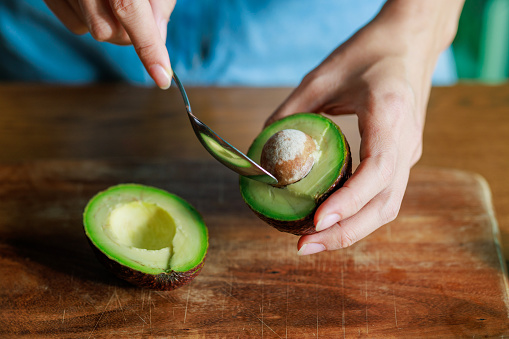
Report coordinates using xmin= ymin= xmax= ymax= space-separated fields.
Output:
xmin=83 ymin=184 xmax=208 ymax=290
xmin=240 ymin=113 xmax=352 ymax=235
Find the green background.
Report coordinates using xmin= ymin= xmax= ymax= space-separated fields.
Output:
xmin=453 ymin=0 xmax=509 ymax=83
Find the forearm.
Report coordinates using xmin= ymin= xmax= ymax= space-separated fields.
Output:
xmin=354 ymin=0 xmax=465 ymax=123
xmin=378 ymin=0 xmax=464 ymax=53
xmin=373 ymin=0 xmax=465 ymax=74
xmin=269 ymin=1 xmax=465 ymax=255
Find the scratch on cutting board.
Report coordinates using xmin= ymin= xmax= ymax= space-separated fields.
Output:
xmin=314 ymin=253 xmax=320 ymax=338
xmin=221 ymin=290 xmax=226 ymax=319
xmin=365 ymin=273 xmax=369 ymax=334
xmin=259 ymin=319 xmax=282 ymax=339
xmin=183 ymin=284 xmax=192 ymax=324
xmin=133 ymin=291 xmax=147 ymax=326
xmin=258 ymin=269 xmax=266 ymax=338
xmin=261 ymin=280 xmax=264 ymax=338
xmin=392 ymin=288 xmax=399 ymax=329
xmin=220 ymin=275 xmax=280 ymax=337
xmin=115 ymin=288 xmax=127 ymax=322
xmin=341 ymin=252 xmax=346 ymax=339
xmin=376 ymin=251 xmax=380 ymax=271
xmin=88 ymin=291 xmax=115 ymax=339
xmin=285 ymin=279 xmax=289 ymax=339
xmin=222 ymin=272 xmax=234 ymax=319
xmin=148 ymin=290 xmax=152 ymax=329
xmin=62 ymin=309 xmax=65 ymax=324
xmin=315 ymin=281 xmax=319 ymax=338
xmin=136 ymin=313 xmax=147 ymax=325
xmin=221 ymin=274 xmax=230 ymax=319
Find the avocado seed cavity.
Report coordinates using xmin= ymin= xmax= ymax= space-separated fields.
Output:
xmin=260 ymin=129 xmax=318 ymax=187
xmin=107 ymin=201 xmax=176 ymax=251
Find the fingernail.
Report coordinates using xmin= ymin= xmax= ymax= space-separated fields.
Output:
xmin=298 ymin=243 xmax=326 ymax=256
xmin=149 ymin=64 xmax=172 ymax=90
xmin=316 ymin=213 xmax=341 ymax=232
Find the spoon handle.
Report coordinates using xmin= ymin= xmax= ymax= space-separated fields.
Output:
xmin=171 ymin=73 xmax=278 ymax=185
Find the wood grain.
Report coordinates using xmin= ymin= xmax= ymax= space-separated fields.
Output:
xmin=422 ymin=84 xmax=509 ymax=260
xmin=0 ymin=84 xmax=507 ymax=261
xmin=0 ymin=83 xmax=508 ymax=336
xmin=0 ymin=160 xmax=507 ymax=337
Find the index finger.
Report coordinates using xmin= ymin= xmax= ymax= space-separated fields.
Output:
xmin=109 ymin=0 xmax=172 ymax=89
xmin=314 ymin=114 xmax=403 ymax=232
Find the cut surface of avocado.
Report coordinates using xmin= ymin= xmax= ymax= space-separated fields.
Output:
xmin=201 ymin=134 xmax=252 ymax=168
xmin=84 ymin=184 xmax=208 ymax=275
xmin=240 ymin=113 xmax=348 ymax=221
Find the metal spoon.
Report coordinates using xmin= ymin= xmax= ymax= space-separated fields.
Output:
xmin=172 ymin=72 xmax=278 ymax=185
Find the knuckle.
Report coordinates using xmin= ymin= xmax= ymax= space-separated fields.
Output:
xmin=380 ymin=93 xmax=408 ymax=128
xmin=300 ymin=70 xmax=326 ymax=94
xmin=333 ymin=227 xmax=358 ymax=249
xmin=412 ymin=142 xmax=423 ymax=165
xmin=301 ymin=69 xmax=319 ymax=86
xmin=110 ymin=0 xmax=138 ymax=19
xmin=88 ymin=22 xmax=114 ymax=42
xmin=375 ymin=151 xmax=396 ymax=184
xmin=134 ymin=41 xmax=158 ymax=59
xmin=368 ymin=86 xmax=414 ymax=128
xmin=379 ymin=195 xmax=402 ymax=223
xmin=382 ymin=90 xmax=409 ymax=116
xmin=342 ymin=186 xmax=364 ymax=214
xmin=381 ymin=79 xmax=414 ymax=109
xmin=108 ymin=30 xmax=132 ymax=45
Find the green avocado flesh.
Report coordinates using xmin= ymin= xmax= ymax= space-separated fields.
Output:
xmin=84 ymin=184 xmax=208 ymax=275
xmin=240 ymin=113 xmax=347 ymax=221
xmin=201 ymin=134 xmax=252 ymax=168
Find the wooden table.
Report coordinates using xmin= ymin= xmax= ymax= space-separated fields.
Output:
xmin=0 ymin=84 xmax=508 ymax=336
xmin=1 ymin=84 xmax=508 ymax=257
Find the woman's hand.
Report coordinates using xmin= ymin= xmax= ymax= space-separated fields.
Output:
xmin=44 ymin=0 xmax=175 ymax=89
xmin=267 ymin=0 xmax=464 ymax=255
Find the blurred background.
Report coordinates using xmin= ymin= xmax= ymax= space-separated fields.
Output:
xmin=0 ymin=0 xmax=507 ymax=85
xmin=453 ymin=0 xmax=509 ymax=83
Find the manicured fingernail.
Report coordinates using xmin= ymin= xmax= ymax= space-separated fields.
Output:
xmin=298 ymin=243 xmax=326 ymax=256
xmin=316 ymin=213 xmax=341 ymax=232
xmin=149 ymin=64 xmax=172 ymax=90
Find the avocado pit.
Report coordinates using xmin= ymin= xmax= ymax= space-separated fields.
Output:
xmin=240 ymin=113 xmax=352 ymax=235
xmin=260 ymin=129 xmax=318 ymax=187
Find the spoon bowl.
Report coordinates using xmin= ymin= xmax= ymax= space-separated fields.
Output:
xmin=172 ymin=73 xmax=278 ymax=185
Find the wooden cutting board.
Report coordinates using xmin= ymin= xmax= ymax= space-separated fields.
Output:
xmin=0 ymin=160 xmax=508 ymax=337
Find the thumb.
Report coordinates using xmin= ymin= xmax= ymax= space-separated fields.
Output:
xmin=109 ymin=0 xmax=172 ymax=89
xmin=265 ymin=72 xmax=327 ymax=127
xmin=150 ymin=0 xmax=176 ymax=42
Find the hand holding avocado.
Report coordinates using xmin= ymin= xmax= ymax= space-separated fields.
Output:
xmin=240 ymin=114 xmax=352 ymax=235
xmin=266 ymin=0 xmax=465 ymax=255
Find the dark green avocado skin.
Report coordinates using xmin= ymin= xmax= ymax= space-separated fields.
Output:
xmin=249 ymin=140 xmax=352 ymax=236
xmin=89 ymin=240 xmax=206 ymax=291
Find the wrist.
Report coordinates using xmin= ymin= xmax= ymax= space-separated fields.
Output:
xmin=364 ymin=0 xmax=463 ymax=87
xmin=374 ymin=0 xmax=464 ymax=59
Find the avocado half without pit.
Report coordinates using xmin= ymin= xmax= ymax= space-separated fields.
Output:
xmin=83 ymin=184 xmax=208 ymax=290
xmin=240 ymin=113 xmax=352 ymax=235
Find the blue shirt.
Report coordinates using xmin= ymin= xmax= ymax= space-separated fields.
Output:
xmin=0 ymin=0 xmax=457 ymax=86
